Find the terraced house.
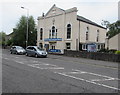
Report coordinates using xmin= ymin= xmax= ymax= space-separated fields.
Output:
xmin=37 ymin=4 xmax=107 ymax=53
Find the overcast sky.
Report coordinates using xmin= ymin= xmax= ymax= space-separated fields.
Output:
xmin=0 ymin=0 xmax=120 ymax=34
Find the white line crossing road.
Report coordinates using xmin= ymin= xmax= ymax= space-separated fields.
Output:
xmin=54 ymin=72 xmax=120 ymax=91
xmin=2 ymin=55 xmax=120 ymax=92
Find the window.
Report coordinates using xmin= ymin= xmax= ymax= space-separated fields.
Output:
xmin=49 ymin=26 xmax=57 ymax=38
xmin=86 ymin=27 xmax=89 ymax=40
xmin=96 ymin=30 xmax=99 ymax=42
xmin=56 ymin=29 xmax=57 ymax=38
xmin=97 ymin=44 xmax=100 ymax=50
xmin=52 ymin=26 xmax=56 ymax=38
xmin=67 ymin=24 xmax=71 ymax=39
xmin=40 ymin=28 xmax=43 ymax=40
xmin=66 ymin=43 xmax=71 ymax=49
xmin=82 ymin=44 xmax=87 ymax=50
xmin=49 ymin=30 xmax=51 ymax=38
xmin=39 ymin=43 xmax=43 ymax=49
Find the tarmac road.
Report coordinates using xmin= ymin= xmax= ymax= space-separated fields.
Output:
xmin=2 ymin=49 xmax=120 ymax=93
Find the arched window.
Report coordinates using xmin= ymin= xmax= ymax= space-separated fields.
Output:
xmin=49 ymin=30 xmax=51 ymax=38
xmin=67 ymin=24 xmax=71 ymax=39
xmin=52 ymin=26 xmax=55 ymax=38
xmin=40 ymin=28 xmax=43 ymax=40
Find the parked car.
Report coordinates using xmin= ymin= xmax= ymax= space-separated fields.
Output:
xmin=26 ymin=46 xmax=47 ymax=58
xmin=10 ymin=46 xmax=26 ymax=55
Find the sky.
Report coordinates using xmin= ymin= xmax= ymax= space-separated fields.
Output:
xmin=0 ymin=0 xmax=120 ymax=34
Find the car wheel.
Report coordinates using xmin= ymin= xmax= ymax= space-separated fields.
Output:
xmin=35 ymin=54 xmax=38 ymax=58
xmin=44 ymin=55 xmax=47 ymax=58
xmin=26 ymin=53 xmax=28 ymax=56
xmin=16 ymin=52 xmax=18 ymax=55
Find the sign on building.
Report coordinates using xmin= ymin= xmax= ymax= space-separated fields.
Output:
xmin=87 ymin=44 xmax=97 ymax=52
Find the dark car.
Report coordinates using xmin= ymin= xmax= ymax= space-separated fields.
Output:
xmin=10 ymin=46 xmax=26 ymax=55
xmin=26 ymin=46 xmax=47 ymax=58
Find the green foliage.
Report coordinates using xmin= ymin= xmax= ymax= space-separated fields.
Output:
xmin=107 ymin=20 xmax=120 ymax=39
xmin=115 ymin=51 xmax=120 ymax=54
xmin=6 ymin=39 xmax=13 ymax=46
xmin=12 ymin=16 xmax=37 ymax=48
xmin=98 ymin=48 xmax=109 ymax=53
xmin=0 ymin=31 xmax=6 ymax=45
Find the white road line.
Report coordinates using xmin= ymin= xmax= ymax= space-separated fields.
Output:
xmin=72 ymin=69 xmax=118 ymax=79
xmin=39 ymin=67 xmax=64 ymax=70
xmin=30 ymin=63 xmax=57 ymax=67
xmin=27 ymin=64 xmax=64 ymax=70
xmin=91 ymin=78 xmax=120 ymax=82
xmin=4 ymin=58 xmax=9 ymax=60
xmin=54 ymin=72 xmax=120 ymax=91
xmin=63 ymin=71 xmax=87 ymax=74
xmin=15 ymin=61 xmax=24 ymax=64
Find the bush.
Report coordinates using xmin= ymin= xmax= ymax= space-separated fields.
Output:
xmin=109 ymin=49 xmax=117 ymax=54
xmin=115 ymin=51 xmax=120 ymax=54
xmin=98 ymin=48 xmax=109 ymax=53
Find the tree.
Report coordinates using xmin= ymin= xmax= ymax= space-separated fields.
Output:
xmin=0 ymin=31 xmax=6 ymax=46
xmin=12 ymin=16 xmax=37 ymax=48
xmin=101 ymin=20 xmax=110 ymax=29
xmin=102 ymin=20 xmax=120 ymax=38
xmin=107 ymin=20 xmax=120 ymax=38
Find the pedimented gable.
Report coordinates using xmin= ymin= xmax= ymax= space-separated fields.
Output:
xmin=45 ymin=4 xmax=65 ymax=17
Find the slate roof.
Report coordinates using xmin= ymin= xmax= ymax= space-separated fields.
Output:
xmin=77 ymin=15 xmax=106 ymax=29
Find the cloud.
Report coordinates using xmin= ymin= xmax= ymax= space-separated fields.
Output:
xmin=0 ymin=0 xmax=119 ymax=34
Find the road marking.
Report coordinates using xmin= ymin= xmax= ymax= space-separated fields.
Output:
xmin=72 ymin=69 xmax=118 ymax=79
xmin=63 ymin=71 xmax=87 ymax=74
xmin=54 ymin=72 xmax=120 ymax=91
xmin=27 ymin=64 xmax=64 ymax=70
xmin=54 ymin=57 xmax=118 ymax=69
xmin=4 ymin=58 xmax=9 ymax=60
xmin=39 ymin=67 xmax=64 ymax=70
xmin=15 ymin=61 xmax=24 ymax=64
xmin=91 ymin=78 xmax=120 ymax=82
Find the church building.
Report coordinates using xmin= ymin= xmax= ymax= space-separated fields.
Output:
xmin=37 ymin=4 xmax=107 ymax=53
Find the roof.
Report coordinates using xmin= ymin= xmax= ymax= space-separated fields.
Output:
xmin=77 ymin=15 xmax=106 ymax=29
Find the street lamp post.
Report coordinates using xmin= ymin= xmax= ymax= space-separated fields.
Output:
xmin=21 ymin=7 xmax=29 ymax=47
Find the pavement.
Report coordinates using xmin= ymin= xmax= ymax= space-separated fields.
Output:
xmin=2 ymin=49 xmax=120 ymax=93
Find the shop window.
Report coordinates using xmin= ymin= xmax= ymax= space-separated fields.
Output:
xmin=82 ymin=44 xmax=87 ymax=50
xmin=97 ymin=44 xmax=100 ymax=50
xmin=39 ymin=43 xmax=43 ymax=49
xmin=66 ymin=43 xmax=71 ymax=49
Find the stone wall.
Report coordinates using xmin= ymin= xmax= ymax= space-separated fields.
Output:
xmin=64 ymin=50 xmax=120 ymax=62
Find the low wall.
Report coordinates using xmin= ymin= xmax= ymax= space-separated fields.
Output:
xmin=64 ymin=50 xmax=120 ymax=62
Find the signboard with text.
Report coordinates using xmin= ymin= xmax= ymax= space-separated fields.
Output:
xmin=87 ymin=44 xmax=97 ymax=52
xmin=44 ymin=38 xmax=62 ymax=42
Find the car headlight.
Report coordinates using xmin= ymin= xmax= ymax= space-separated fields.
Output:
xmin=17 ymin=50 xmax=21 ymax=53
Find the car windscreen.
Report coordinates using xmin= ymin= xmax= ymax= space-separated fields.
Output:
xmin=16 ymin=47 xmax=24 ymax=49
xmin=36 ymin=47 xmax=44 ymax=51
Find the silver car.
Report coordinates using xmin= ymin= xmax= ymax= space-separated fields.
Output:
xmin=10 ymin=46 xmax=26 ymax=55
xmin=26 ymin=46 xmax=47 ymax=58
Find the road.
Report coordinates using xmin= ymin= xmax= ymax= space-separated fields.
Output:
xmin=2 ymin=49 xmax=120 ymax=93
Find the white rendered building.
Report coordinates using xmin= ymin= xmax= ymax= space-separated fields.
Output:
xmin=37 ymin=5 xmax=107 ymax=53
